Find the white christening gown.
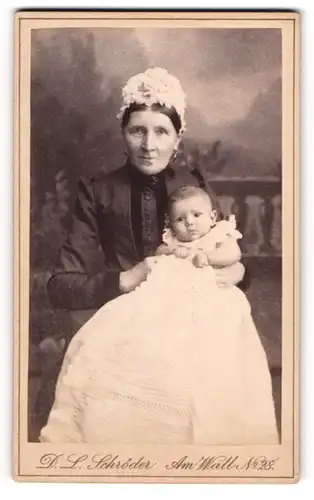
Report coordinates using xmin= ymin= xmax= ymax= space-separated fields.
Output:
xmin=40 ymin=218 xmax=279 ymax=445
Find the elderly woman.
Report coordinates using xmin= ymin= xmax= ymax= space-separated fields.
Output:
xmin=46 ymin=68 xmax=248 ymax=315
xmin=35 ymin=68 xmax=251 ymax=438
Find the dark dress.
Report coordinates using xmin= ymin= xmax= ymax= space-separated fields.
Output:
xmin=47 ymin=162 xmax=225 ymax=311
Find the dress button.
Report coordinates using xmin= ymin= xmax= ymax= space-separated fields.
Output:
xmin=144 ymin=189 xmax=152 ymax=201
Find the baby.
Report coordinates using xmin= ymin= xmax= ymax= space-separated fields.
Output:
xmin=155 ymin=185 xmax=242 ymax=270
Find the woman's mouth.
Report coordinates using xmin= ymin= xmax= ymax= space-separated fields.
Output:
xmin=139 ymin=157 xmax=158 ymax=165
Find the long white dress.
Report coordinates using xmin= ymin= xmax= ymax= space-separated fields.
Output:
xmin=40 ymin=219 xmax=279 ymax=445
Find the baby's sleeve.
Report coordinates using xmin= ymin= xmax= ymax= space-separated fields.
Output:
xmin=210 ymin=216 xmax=242 ymax=246
xmin=202 ymin=217 xmax=243 ymax=267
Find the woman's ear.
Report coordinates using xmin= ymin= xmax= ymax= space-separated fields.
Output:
xmin=210 ymin=210 xmax=217 ymax=226
xmin=175 ymin=133 xmax=181 ymax=150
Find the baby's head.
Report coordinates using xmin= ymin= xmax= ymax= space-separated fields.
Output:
xmin=168 ymin=186 xmax=217 ymax=242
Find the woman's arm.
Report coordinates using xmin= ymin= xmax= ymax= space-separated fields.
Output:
xmin=47 ymin=178 xmax=123 ymax=310
xmin=236 ymin=259 xmax=251 ymax=291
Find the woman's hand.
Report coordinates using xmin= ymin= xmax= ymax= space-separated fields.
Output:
xmin=214 ymin=262 xmax=245 ymax=288
xmin=119 ymin=259 xmax=152 ymax=293
xmin=155 ymin=243 xmax=173 ymax=256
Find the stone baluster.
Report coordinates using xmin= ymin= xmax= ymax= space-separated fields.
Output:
xmin=270 ymin=194 xmax=282 ymax=252
xmin=243 ymin=195 xmax=266 ymax=255
xmin=218 ymin=195 xmax=236 ymax=218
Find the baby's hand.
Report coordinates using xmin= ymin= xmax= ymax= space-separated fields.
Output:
xmin=193 ymin=250 xmax=209 ymax=268
xmin=174 ymin=245 xmax=190 ymax=259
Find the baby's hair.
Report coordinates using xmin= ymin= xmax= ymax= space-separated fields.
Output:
xmin=168 ymin=185 xmax=213 ymax=215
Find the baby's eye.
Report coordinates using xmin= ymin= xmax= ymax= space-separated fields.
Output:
xmin=176 ymin=216 xmax=184 ymax=222
xmin=194 ymin=212 xmax=202 ymax=218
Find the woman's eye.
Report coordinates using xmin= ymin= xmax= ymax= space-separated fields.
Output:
xmin=129 ymin=127 xmax=144 ymax=135
xmin=155 ymin=127 xmax=168 ymax=135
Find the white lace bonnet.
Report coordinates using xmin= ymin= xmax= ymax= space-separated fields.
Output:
xmin=116 ymin=67 xmax=187 ymax=133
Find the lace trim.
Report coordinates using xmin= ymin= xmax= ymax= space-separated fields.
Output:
xmin=80 ymin=390 xmax=190 ymax=418
xmin=117 ymin=67 xmax=187 ymax=133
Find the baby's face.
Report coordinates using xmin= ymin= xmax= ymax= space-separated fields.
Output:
xmin=170 ymin=195 xmax=214 ymax=242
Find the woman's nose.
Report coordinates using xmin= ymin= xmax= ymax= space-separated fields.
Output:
xmin=142 ymin=132 xmax=156 ymax=151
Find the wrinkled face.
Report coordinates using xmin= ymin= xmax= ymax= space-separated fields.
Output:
xmin=123 ymin=109 xmax=180 ymax=175
xmin=170 ymin=195 xmax=216 ymax=242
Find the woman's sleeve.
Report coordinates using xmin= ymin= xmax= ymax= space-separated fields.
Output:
xmin=47 ymin=178 xmax=122 ymax=310
xmin=209 ymin=237 xmax=242 ymax=267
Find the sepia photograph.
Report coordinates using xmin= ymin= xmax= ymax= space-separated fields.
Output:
xmin=14 ymin=11 xmax=299 ymax=483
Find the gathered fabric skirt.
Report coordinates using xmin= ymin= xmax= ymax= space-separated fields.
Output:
xmin=40 ymin=256 xmax=279 ymax=445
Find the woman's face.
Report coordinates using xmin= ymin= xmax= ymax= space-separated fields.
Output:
xmin=123 ymin=109 xmax=180 ymax=175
